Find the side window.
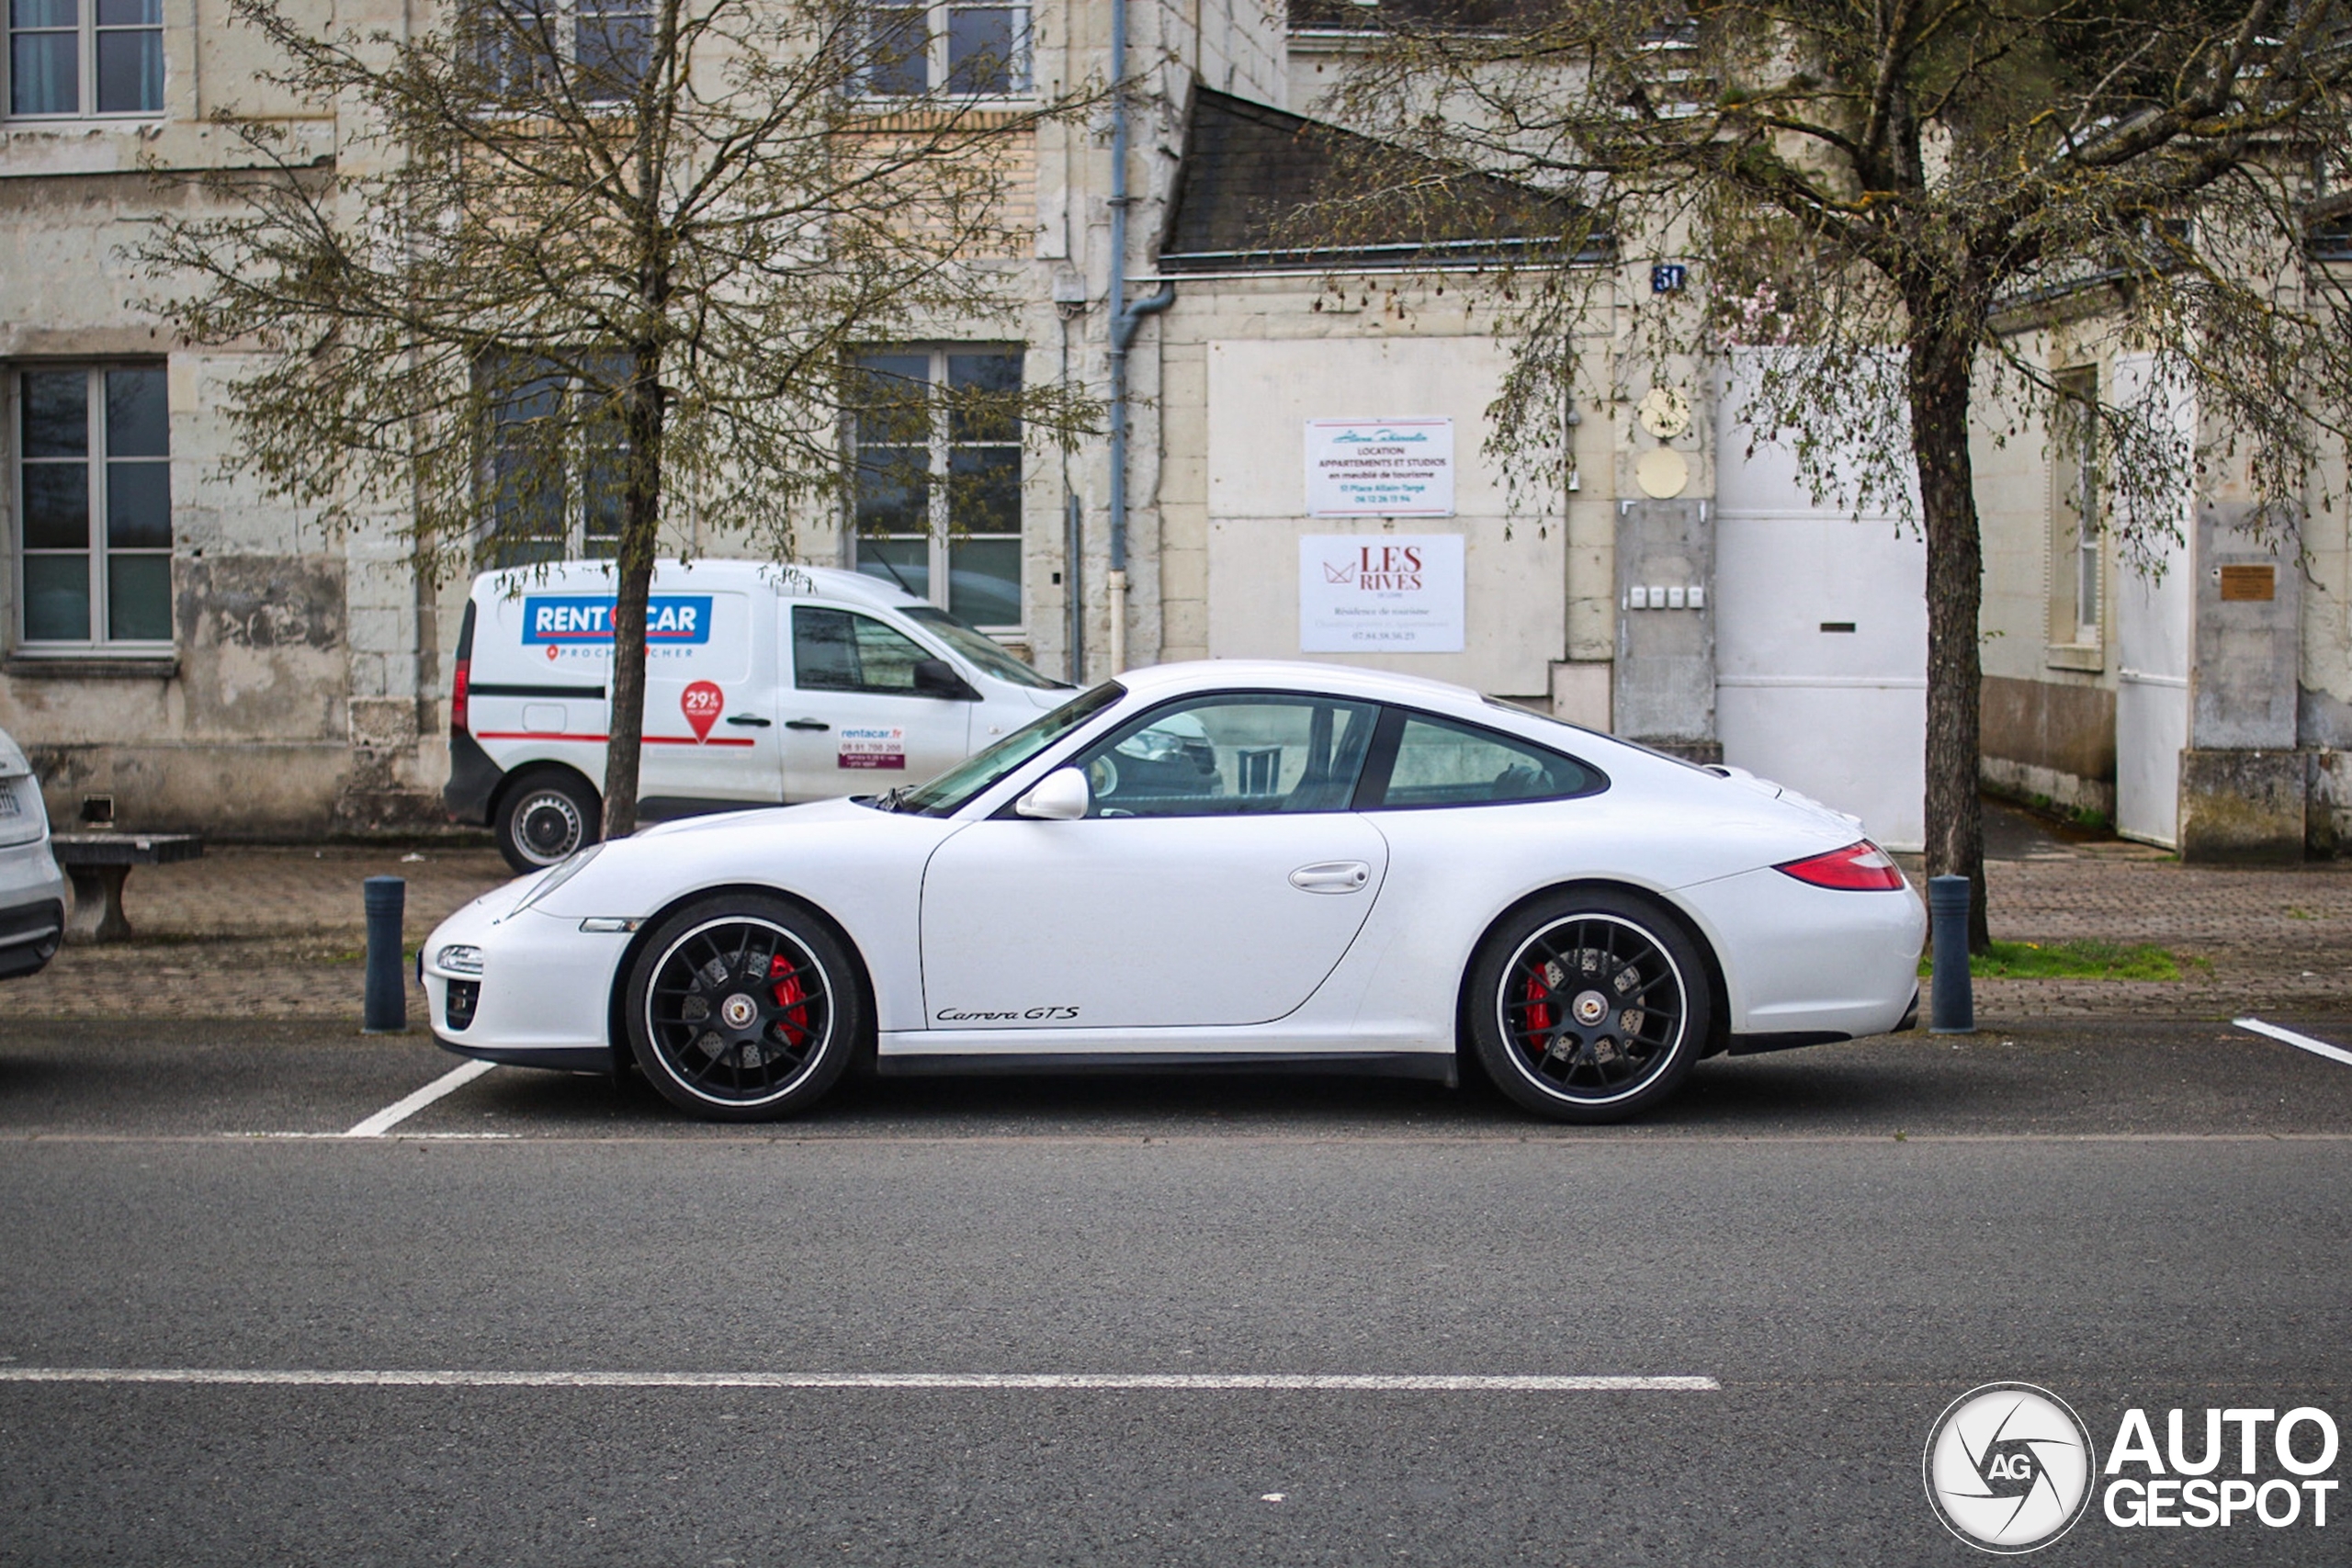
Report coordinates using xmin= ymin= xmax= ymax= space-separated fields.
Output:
xmin=793 ymin=604 xmax=933 ymax=694
xmin=1073 ymin=696 xmax=1377 ymax=818
xmin=1369 ymin=713 xmax=1600 ymax=808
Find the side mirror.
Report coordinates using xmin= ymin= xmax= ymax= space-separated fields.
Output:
xmin=1014 ymin=767 xmax=1091 ymax=821
xmin=912 ymin=658 xmax=979 ymax=701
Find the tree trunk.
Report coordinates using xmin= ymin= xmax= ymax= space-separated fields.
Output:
xmin=1905 ymin=312 xmax=1992 ymax=953
xmin=601 ymin=345 xmax=667 ymax=840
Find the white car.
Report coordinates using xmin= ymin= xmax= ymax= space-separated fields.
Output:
xmin=0 ymin=728 xmax=66 ymax=980
xmin=423 ymin=661 xmax=1924 ymax=1123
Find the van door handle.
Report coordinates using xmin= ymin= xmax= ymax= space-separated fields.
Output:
xmin=726 ymin=715 xmax=773 ymax=728
xmin=1289 ymin=861 xmax=1373 ymax=894
xmin=783 ymin=718 xmax=830 ymax=731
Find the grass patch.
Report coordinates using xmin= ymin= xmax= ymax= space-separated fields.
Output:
xmin=1918 ymin=940 xmax=2182 ymax=981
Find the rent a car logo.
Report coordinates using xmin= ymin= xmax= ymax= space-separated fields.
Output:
xmin=523 ymin=595 xmax=714 ymax=649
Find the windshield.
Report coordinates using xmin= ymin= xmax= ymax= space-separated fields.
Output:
xmin=902 ymin=606 xmax=1068 ymax=690
xmin=884 ymin=682 xmax=1126 ymax=816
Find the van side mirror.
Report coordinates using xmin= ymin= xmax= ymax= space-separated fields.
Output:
xmin=912 ymin=658 xmax=979 ymax=701
xmin=1014 ymin=767 xmax=1091 ymax=820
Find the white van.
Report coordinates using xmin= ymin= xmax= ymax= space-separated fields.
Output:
xmin=445 ymin=560 xmax=1072 ymax=871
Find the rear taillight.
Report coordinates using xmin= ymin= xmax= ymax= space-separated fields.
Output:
xmin=451 ymin=599 xmax=477 ymax=736
xmin=1776 ymin=840 xmax=1905 ymax=891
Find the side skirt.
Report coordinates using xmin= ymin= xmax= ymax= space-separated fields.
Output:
xmin=876 ymin=1051 xmax=1459 ymax=1087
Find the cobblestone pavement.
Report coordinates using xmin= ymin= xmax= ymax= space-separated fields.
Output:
xmin=0 ymin=845 xmax=514 ymax=1024
xmin=1 ymin=810 xmax=2346 ymax=1026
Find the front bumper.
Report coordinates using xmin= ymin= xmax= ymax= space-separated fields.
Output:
xmin=420 ymin=897 xmax=635 ymax=1071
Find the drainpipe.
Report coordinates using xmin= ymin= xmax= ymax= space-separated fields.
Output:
xmin=1105 ymin=0 xmax=1173 ymax=674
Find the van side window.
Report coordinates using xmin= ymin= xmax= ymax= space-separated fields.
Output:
xmin=1363 ymin=712 xmax=1602 ymax=808
xmin=793 ymin=605 xmax=931 ymax=694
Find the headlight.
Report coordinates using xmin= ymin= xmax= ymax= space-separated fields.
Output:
xmin=435 ymin=943 xmax=484 ymax=976
xmin=512 ymin=842 xmax=605 ymax=914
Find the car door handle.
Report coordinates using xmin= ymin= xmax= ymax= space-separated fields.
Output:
xmin=1289 ymin=861 xmax=1372 ymax=894
xmin=726 ymin=715 xmax=774 ymax=728
xmin=783 ymin=718 xmax=830 ymax=731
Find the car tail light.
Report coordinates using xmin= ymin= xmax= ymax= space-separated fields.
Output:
xmin=451 ymin=599 xmax=476 ymax=736
xmin=1776 ymin=840 xmax=1905 ymax=891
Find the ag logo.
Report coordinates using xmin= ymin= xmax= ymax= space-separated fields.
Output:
xmin=1924 ymin=1382 xmax=2096 ymax=1552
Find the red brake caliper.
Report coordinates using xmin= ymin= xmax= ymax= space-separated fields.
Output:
xmin=768 ymin=953 xmax=810 ymax=1046
xmin=1521 ymin=974 xmax=1553 ymax=1051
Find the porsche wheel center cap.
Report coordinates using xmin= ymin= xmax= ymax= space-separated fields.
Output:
xmin=1572 ymin=990 xmax=1611 ymax=1027
xmin=719 ymin=993 xmax=760 ymax=1030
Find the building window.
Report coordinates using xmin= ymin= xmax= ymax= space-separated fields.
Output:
xmin=864 ymin=0 xmax=1028 ymax=96
xmin=2051 ymin=367 xmax=2100 ymax=648
xmin=15 ymin=365 xmax=172 ymax=648
xmin=480 ymin=356 xmax=627 ymax=568
xmin=7 ymin=0 xmax=163 ymax=118
xmin=473 ymin=0 xmax=652 ymax=103
xmin=851 ymin=347 xmax=1023 ymax=628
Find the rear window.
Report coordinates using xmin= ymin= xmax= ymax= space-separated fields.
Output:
xmin=1363 ymin=710 xmax=1603 ymax=809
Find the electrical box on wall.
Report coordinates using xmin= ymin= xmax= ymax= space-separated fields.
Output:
xmin=1614 ymin=499 xmax=1716 ymax=751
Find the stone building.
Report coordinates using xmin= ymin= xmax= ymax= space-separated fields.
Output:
xmin=4 ymin=0 xmax=2342 ymax=860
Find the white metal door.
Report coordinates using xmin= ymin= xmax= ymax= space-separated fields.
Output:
xmin=1714 ymin=353 xmax=1928 ymax=851
xmin=779 ymin=604 xmax=974 ymax=799
xmin=918 ymin=813 xmax=1390 ymax=1031
xmin=633 ymin=589 xmax=787 ymax=805
xmin=2109 ymin=355 xmax=2193 ymax=848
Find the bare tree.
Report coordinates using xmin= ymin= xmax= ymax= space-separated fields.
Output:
xmin=141 ymin=0 xmax=1098 ymax=839
xmin=1309 ymin=0 xmax=2352 ymax=946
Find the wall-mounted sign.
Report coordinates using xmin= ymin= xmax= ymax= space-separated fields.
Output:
xmin=2218 ymin=564 xmax=2277 ymax=603
xmin=1305 ymin=417 xmax=1454 ymax=517
xmin=1650 ymin=263 xmax=1688 ymax=294
xmin=1299 ymin=535 xmax=1465 ymax=653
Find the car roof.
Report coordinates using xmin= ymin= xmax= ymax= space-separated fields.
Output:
xmin=473 ymin=558 xmax=928 ymax=612
xmin=1114 ymin=660 xmax=1488 ymax=715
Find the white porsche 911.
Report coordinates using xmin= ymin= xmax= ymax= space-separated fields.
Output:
xmin=422 ymin=661 xmax=1923 ymax=1123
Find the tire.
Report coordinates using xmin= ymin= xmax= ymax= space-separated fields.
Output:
xmin=1466 ymin=889 xmax=1713 ymax=1123
xmin=495 ymin=769 xmax=602 ymax=874
xmin=623 ymin=894 xmax=863 ymax=1121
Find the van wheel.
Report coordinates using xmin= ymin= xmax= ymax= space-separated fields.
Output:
xmin=495 ymin=769 xmax=602 ymax=873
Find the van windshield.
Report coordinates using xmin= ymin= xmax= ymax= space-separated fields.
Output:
xmin=901 ymin=607 xmax=1068 ymax=691
xmin=879 ymin=682 xmax=1125 ymax=816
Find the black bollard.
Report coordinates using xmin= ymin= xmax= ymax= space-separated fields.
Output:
xmin=1928 ymin=874 xmax=1973 ymax=1034
xmin=363 ymin=875 xmax=407 ymax=1034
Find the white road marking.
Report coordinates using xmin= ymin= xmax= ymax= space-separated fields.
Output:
xmin=2233 ymin=1017 xmax=2352 ymax=1069
xmin=343 ymin=1059 xmax=499 ymax=1137
xmin=0 ymin=1368 xmax=1718 ymax=1393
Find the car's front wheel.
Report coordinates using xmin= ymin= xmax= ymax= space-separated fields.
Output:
xmin=623 ymin=895 xmax=863 ymax=1121
xmin=1466 ymin=889 xmax=1712 ymax=1123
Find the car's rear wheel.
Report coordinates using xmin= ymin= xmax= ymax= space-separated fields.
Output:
xmin=624 ymin=895 xmax=861 ymax=1121
xmin=1467 ymin=890 xmax=1711 ymax=1123
xmin=495 ymin=769 xmax=601 ymax=874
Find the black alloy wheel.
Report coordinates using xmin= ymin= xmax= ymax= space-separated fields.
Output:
xmin=1467 ymin=890 xmax=1711 ymax=1123
xmin=624 ymin=894 xmax=862 ymax=1120
xmin=496 ymin=770 xmax=601 ymax=874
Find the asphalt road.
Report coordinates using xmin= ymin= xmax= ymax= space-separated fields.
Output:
xmin=2 ymin=1017 xmax=2348 ymax=1565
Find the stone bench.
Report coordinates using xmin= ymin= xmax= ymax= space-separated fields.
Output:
xmin=51 ymin=832 xmax=205 ymax=944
